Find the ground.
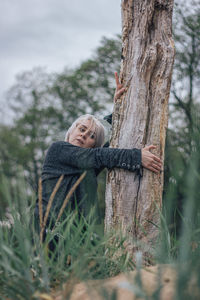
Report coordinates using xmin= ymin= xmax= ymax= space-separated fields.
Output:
xmin=36 ymin=264 xmax=180 ymax=300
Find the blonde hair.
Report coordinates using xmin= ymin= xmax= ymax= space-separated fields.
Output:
xmin=65 ymin=114 xmax=105 ymax=148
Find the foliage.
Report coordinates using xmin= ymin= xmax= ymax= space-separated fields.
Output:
xmin=0 ymin=36 xmax=121 ymax=198
xmin=0 ymin=143 xmax=200 ymax=299
xmin=0 ymin=175 xmax=134 ymax=300
xmin=52 ymin=36 xmax=121 ymax=123
xmin=1 ymin=68 xmax=63 ymax=190
xmin=164 ymin=1 xmax=200 ymax=235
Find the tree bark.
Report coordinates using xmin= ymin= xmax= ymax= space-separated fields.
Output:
xmin=105 ymin=0 xmax=175 ymax=256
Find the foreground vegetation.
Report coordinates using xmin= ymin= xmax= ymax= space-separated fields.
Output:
xmin=0 ymin=142 xmax=200 ymax=299
xmin=0 ymin=174 xmax=134 ymax=299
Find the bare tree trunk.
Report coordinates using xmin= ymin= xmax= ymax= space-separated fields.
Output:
xmin=105 ymin=0 xmax=175 ymax=257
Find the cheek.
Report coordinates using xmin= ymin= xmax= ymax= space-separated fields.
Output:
xmin=68 ymin=129 xmax=77 ymax=141
xmin=68 ymin=134 xmax=71 ymax=142
xmin=84 ymin=138 xmax=95 ymax=148
xmin=68 ymin=132 xmax=75 ymax=143
xmin=90 ymin=139 xmax=96 ymax=147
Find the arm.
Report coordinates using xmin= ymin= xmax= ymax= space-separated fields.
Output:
xmin=105 ymin=72 xmax=162 ymax=174
xmin=46 ymin=141 xmax=141 ymax=172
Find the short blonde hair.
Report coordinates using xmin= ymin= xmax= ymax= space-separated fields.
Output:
xmin=65 ymin=114 xmax=105 ymax=148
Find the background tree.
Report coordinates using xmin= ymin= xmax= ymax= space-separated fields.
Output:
xmin=4 ymin=68 xmax=63 ymax=189
xmin=52 ymin=36 xmax=121 ymax=124
xmin=164 ymin=0 xmax=200 ymax=234
xmin=0 ymin=37 xmax=121 ymax=214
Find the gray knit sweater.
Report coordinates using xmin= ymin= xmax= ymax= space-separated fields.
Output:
xmin=35 ymin=141 xmax=141 ymax=226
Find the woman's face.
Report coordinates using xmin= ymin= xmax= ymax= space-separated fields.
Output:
xmin=68 ymin=119 xmax=96 ymax=148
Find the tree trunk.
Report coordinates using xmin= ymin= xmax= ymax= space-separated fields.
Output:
xmin=105 ymin=0 xmax=175 ymax=257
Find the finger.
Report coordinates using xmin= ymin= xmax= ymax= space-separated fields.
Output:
xmin=116 ymin=87 xmax=125 ymax=97
xmin=114 ymin=88 xmax=126 ymax=102
xmin=114 ymin=72 xmax=120 ymax=86
xmin=147 ymin=145 xmax=157 ymax=151
xmin=117 ymin=84 xmax=124 ymax=90
xmin=153 ymin=155 xmax=162 ymax=163
xmin=148 ymin=166 xmax=160 ymax=174
xmin=143 ymin=146 xmax=155 ymax=152
xmin=152 ymin=163 xmax=161 ymax=171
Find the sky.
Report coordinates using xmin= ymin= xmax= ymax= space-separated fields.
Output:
xmin=0 ymin=0 xmax=121 ymax=103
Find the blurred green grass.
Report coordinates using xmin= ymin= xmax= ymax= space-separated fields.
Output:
xmin=0 ymin=146 xmax=200 ymax=299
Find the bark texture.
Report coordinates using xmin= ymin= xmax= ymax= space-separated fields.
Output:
xmin=105 ymin=0 xmax=175 ymax=254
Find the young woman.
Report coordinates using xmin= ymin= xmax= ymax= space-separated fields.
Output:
xmin=35 ymin=73 xmax=162 ymax=230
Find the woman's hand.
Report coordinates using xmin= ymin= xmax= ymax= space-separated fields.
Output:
xmin=114 ymin=72 xmax=125 ymax=102
xmin=141 ymin=145 xmax=162 ymax=174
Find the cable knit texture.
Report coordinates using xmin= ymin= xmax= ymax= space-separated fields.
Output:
xmin=35 ymin=141 xmax=141 ymax=226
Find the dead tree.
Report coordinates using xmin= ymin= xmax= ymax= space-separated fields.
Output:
xmin=105 ymin=0 xmax=175 ymax=256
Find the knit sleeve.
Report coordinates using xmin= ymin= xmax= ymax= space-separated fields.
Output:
xmin=46 ymin=142 xmax=141 ymax=172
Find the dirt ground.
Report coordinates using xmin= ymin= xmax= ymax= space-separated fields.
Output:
xmin=55 ymin=264 xmax=175 ymax=300
xmin=36 ymin=264 xmax=199 ymax=300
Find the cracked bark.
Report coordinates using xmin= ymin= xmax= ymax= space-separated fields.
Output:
xmin=105 ymin=0 xmax=175 ymax=256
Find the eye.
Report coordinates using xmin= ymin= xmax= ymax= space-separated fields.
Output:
xmin=79 ymin=127 xmax=85 ymax=133
xmin=90 ymin=133 xmax=95 ymax=139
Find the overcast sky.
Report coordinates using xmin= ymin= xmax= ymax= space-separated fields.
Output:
xmin=0 ymin=0 xmax=121 ymax=103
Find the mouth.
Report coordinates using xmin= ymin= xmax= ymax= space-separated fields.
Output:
xmin=76 ymin=138 xmax=84 ymax=145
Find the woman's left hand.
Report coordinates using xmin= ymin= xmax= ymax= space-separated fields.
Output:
xmin=141 ymin=145 xmax=162 ymax=174
xmin=114 ymin=72 xmax=125 ymax=102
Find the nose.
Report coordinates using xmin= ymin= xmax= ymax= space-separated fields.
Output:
xmin=81 ymin=131 xmax=87 ymax=139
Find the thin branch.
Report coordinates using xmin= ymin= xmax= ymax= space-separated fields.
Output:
xmin=172 ymin=90 xmax=186 ymax=111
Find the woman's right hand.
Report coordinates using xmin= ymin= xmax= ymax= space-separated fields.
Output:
xmin=141 ymin=145 xmax=162 ymax=174
xmin=114 ymin=72 xmax=125 ymax=102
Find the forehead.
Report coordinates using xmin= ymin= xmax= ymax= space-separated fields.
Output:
xmin=78 ymin=119 xmax=96 ymax=131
